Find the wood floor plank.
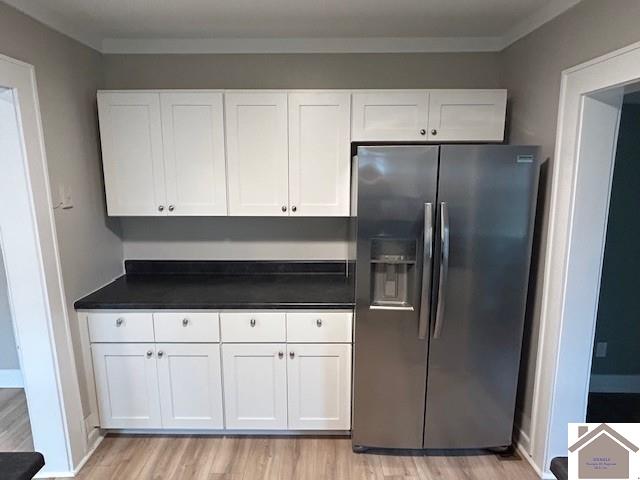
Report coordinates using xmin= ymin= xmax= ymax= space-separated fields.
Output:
xmin=0 ymin=388 xmax=34 ymax=452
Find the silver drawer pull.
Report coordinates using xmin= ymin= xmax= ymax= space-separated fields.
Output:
xmin=116 ymin=317 xmax=124 ymax=327
xmin=146 ymin=350 xmax=153 ymax=358
xmin=289 ymin=351 xmax=295 ymax=359
xmin=182 ymin=318 xmax=189 ymax=327
xmin=250 ymin=318 xmax=256 ymax=327
xmin=316 ymin=319 xmax=323 ymax=328
xmin=278 ymin=351 xmax=284 ymax=359
xmin=157 ymin=350 xmax=164 ymax=358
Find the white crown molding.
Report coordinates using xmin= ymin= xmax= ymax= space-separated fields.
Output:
xmin=3 ymin=0 xmax=102 ymax=51
xmin=101 ymin=36 xmax=504 ymax=54
xmin=6 ymin=0 xmax=582 ymax=54
xmin=500 ymin=0 xmax=582 ymax=49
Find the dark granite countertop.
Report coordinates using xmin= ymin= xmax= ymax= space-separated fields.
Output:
xmin=74 ymin=261 xmax=355 ymax=310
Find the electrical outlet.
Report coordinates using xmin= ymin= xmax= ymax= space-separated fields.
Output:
xmin=595 ymin=341 xmax=607 ymax=358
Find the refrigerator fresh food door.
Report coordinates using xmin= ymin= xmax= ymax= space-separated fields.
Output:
xmin=352 ymin=146 xmax=439 ymax=449
xmin=424 ymin=145 xmax=540 ymax=449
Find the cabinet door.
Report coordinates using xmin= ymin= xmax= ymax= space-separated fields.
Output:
xmin=91 ymin=343 xmax=161 ymax=428
xmin=156 ymin=344 xmax=224 ymax=429
xmin=351 ymin=91 xmax=428 ymax=141
xmin=288 ymin=92 xmax=351 ymax=216
xmin=160 ymin=92 xmax=227 ymax=215
xmin=427 ymin=90 xmax=507 ymax=142
xmin=225 ymin=92 xmax=289 ymax=216
xmin=222 ymin=343 xmax=287 ymax=429
xmin=287 ymin=344 xmax=351 ymax=430
xmin=97 ymin=92 xmax=166 ymax=216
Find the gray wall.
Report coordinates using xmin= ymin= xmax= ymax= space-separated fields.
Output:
xmin=591 ymin=102 xmax=640 ymax=377
xmin=0 ymin=2 xmax=124 ymax=411
xmin=105 ymin=51 xmax=503 ymax=259
xmin=502 ymin=0 xmax=640 ymax=439
xmin=0 ymin=250 xmax=19 ymax=370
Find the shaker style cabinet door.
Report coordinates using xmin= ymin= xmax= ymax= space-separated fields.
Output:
xmin=160 ymin=92 xmax=227 ymax=215
xmin=156 ymin=343 xmax=224 ymax=429
xmin=287 ymin=344 xmax=352 ymax=430
xmin=97 ymin=92 xmax=166 ymax=216
xmin=288 ymin=92 xmax=351 ymax=216
xmin=225 ymin=92 xmax=289 ymax=216
xmin=351 ymin=91 xmax=429 ymax=141
xmin=91 ymin=343 xmax=162 ymax=429
xmin=427 ymin=90 xmax=507 ymax=142
xmin=221 ymin=343 xmax=288 ymax=429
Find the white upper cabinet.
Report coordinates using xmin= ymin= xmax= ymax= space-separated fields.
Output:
xmin=427 ymin=90 xmax=507 ymax=142
xmin=225 ymin=92 xmax=289 ymax=216
xmin=160 ymin=92 xmax=227 ymax=215
xmin=288 ymin=92 xmax=351 ymax=216
xmin=98 ymin=92 xmax=166 ymax=216
xmin=351 ymin=91 xmax=429 ymax=141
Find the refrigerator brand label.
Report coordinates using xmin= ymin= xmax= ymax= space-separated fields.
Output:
xmin=517 ymin=154 xmax=534 ymax=163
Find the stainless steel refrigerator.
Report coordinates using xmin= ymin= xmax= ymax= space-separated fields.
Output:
xmin=352 ymin=145 xmax=539 ymax=451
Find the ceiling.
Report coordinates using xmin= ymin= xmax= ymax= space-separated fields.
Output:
xmin=4 ymin=0 xmax=582 ymax=53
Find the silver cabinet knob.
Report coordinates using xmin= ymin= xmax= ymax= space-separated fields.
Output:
xmin=157 ymin=350 xmax=164 ymax=358
xmin=158 ymin=205 xmax=165 ymax=212
xmin=431 ymin=129 xmax=438 ymax=135
xmin=168 ymin=205 xmax=175 ymax=212
xmin=316 ymin=318 xmax=323 ymax=328
xmin=116 ymin=317 xmax=124 ymax=327
xmin=420 ymin=129 xmax=426 ymax=136
xmin=289 ymin=351 xmax=295 ymax=359
xmin=278 ymin=351 xmax=284 ymax=359
xmin=281 ymin=205 xmax=287 ymax=212
xmin=182 ymin=318 xmax=189 ymax=327
xmin=250 ymin=318 xmax=256 ymax=327
xmin=291 ymin=206 xmax=297 ymax=212
xmin=146 ymin=350 xmax=153 ymax=358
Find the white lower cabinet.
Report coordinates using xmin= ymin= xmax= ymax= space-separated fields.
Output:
xmin=88 ymin=310 xmax=353 ymax=432
xmin=156 ymin=343 xmax=224 ymax=429
xmin=287 ymin=344 xmax=352 ymax=430
xmin=92 ymin=343 xmax=162 ymax=429
xmin=222 ymin=343 xmax=288 ymax=430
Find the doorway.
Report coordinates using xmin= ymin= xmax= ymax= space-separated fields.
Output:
xmin=587 ymin=91 xmax=640 ymax=423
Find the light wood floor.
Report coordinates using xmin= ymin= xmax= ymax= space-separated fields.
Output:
xmin=53 ymin=434 xmax=539 ymax=480
xmin=0 ymin=388 xmax=34 ymax=452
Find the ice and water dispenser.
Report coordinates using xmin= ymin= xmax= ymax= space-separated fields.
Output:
xmin=369 ymin=238 xmax=417 ymax=310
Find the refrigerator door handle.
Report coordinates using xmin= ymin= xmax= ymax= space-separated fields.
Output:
xmin=418 ymin=203 xmax=433 ymax=339
xmin=433 ymin=202 xmax=450 ymax=339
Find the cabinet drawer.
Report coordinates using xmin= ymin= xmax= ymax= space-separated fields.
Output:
xmin=220 ymin=312 xmax=286 ymax=342
xmin=286 ymin=312 xmax=353 ymax=343
xmin=88 ymin=312 xmax=154 ymax=342
xmin=153 ymin=312 xmax=220 ymax=342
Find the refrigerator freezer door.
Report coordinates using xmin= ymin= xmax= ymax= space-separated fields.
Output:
xmin=352 ymin=146 xmax=439 ymax=449
xmin=424 ymin=145 xmax=540 ymax=449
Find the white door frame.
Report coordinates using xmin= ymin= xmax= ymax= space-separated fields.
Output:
xmin=530 ymin=40 xmax=640 ymax=477
xmin=0 ymin=54 xmax=88 ymax=476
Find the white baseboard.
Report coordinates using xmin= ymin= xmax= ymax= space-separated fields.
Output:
xmin=73 ymin=431 xmax=105 ymax=475
xmin=590 ymin=374 xmax=640 ymax=393
xmin=0 ymin=368 xmax=23 ymax=387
